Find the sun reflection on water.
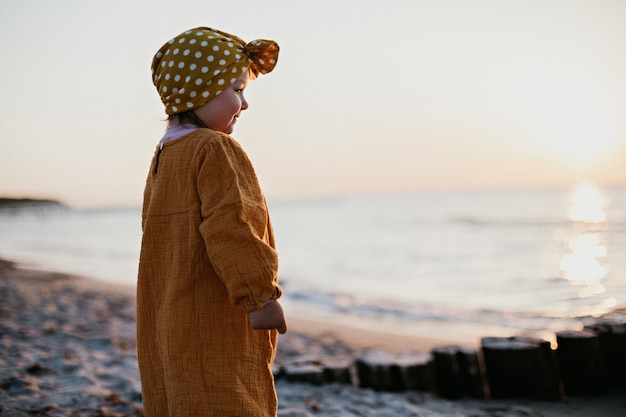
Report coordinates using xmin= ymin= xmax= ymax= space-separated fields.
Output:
xmin=559 ymin=233 xmax=607 ymax=285
xmin=559 ymin=181 xmax=612 ymax=315
xmin=568 ymin=181 xmax=607 ymax=223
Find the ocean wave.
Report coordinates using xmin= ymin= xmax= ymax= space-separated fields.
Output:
xmin=448 ymin=215 xmax=626 ymax=230
xmin=281 ymin=285 xmax=619 ymax=337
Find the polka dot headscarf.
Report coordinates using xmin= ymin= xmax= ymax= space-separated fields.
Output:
xmin=151 ymin=27 xmax=279 ymax=115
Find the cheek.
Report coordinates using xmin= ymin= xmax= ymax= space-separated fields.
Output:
xmin=195 ymin=93 xmax=242 ymax=131
xmin=225 ymin=95 xmax=242 ymax=113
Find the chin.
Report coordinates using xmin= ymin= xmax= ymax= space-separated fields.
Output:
xmin=215 ymin=125 xmax=233 ymax=134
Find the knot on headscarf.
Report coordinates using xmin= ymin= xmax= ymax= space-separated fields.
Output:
xmin=243 ymin=39 xmax=280 ymax=77
xmin=151 ymin=27 xmax=279 ymax=115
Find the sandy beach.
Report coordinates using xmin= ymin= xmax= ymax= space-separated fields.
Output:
xmin=1 ymin=258 xmax=624 ymax=416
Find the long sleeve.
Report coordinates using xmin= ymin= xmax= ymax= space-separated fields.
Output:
xmin=197 ymin=136 xmax=281 ymax=312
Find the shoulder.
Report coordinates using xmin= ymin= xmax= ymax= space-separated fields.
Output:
xmin=183 ymin=129 xmax=247 ymax=156
xmin=184 ymin=130 xmax=254 ymax=173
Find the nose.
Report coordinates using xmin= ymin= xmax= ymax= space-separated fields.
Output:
xmin=241 ymin=94 xmax=249 ymax=111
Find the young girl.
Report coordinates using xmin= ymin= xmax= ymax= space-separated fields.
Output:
xmin=137 ymin=27 xmax=287 ymax=416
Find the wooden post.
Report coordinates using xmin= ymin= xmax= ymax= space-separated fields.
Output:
xmin=481 ymin=336 xmax=561 ymax=400
xmin=584 ymin=320 xmax=626 ymax=388
xmin=556 ymin=330 xmax=607 ymax=396
xmin=280 ymin=357 xmax=325 ymax=385
xmin=393 ymin=353 xmax=432 ymax=391
xmin=322 ymin=358 xmax=352 ymax=384
xmin=432 ymin=345 xmax=462 ymax=399
xmin=355 ymin=351 xmax=397 ymax=391
xmin=282 ymin=363 xmax=325 ymax=385
xmin=432 ymin=345 xmax=485 ymax=399
xmin=458 ymin=346 xmax=486 ymax=398
xmin=355 ymin=351 xmax=432 ymax=392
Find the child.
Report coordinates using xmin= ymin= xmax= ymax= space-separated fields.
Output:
xmin=137 ymin=27 xmax=287 ymax=416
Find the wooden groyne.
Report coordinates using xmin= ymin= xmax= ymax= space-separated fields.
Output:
xmin=276 ymin=318 xmax=626 ymax=401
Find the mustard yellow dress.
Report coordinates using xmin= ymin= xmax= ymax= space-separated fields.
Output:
xmin=137 ymin=129 xmax=282 ymax=416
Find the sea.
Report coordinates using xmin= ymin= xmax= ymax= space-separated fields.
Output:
xmin=1 ymin=182 xmax=625 ymax=346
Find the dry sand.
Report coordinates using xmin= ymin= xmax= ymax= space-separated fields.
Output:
xmin=0 ymin=258 xmax=624 ymax=416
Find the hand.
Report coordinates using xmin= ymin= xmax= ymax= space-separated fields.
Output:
xmin=249 ymin=300 xmax=287 ymax=334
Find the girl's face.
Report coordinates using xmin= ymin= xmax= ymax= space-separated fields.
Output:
xmin=194 ymin=71 xmax=250 ymax=134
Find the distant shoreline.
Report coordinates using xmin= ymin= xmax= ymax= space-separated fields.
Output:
xmin=0 ymin=197 xmax=67 ymax=211
xmin=0 ymin=197 xmax=64 ymax=206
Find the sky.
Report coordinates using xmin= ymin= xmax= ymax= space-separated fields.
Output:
xmin=1 ymin=0 xmax=625 ymax=208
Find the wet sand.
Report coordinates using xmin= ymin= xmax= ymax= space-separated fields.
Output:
xmin=1 ymin=258 xmax=624 ymax=416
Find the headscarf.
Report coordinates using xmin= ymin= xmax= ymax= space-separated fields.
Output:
xmin=151 ymin=27 xmax=279 ymax=115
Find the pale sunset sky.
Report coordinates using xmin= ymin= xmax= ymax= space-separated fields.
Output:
xmin=1 ymin=0 xmax=625 ymax=208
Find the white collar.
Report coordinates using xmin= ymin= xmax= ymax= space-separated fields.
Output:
xmin=159 ymin=124 xmax=199 ymax=149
